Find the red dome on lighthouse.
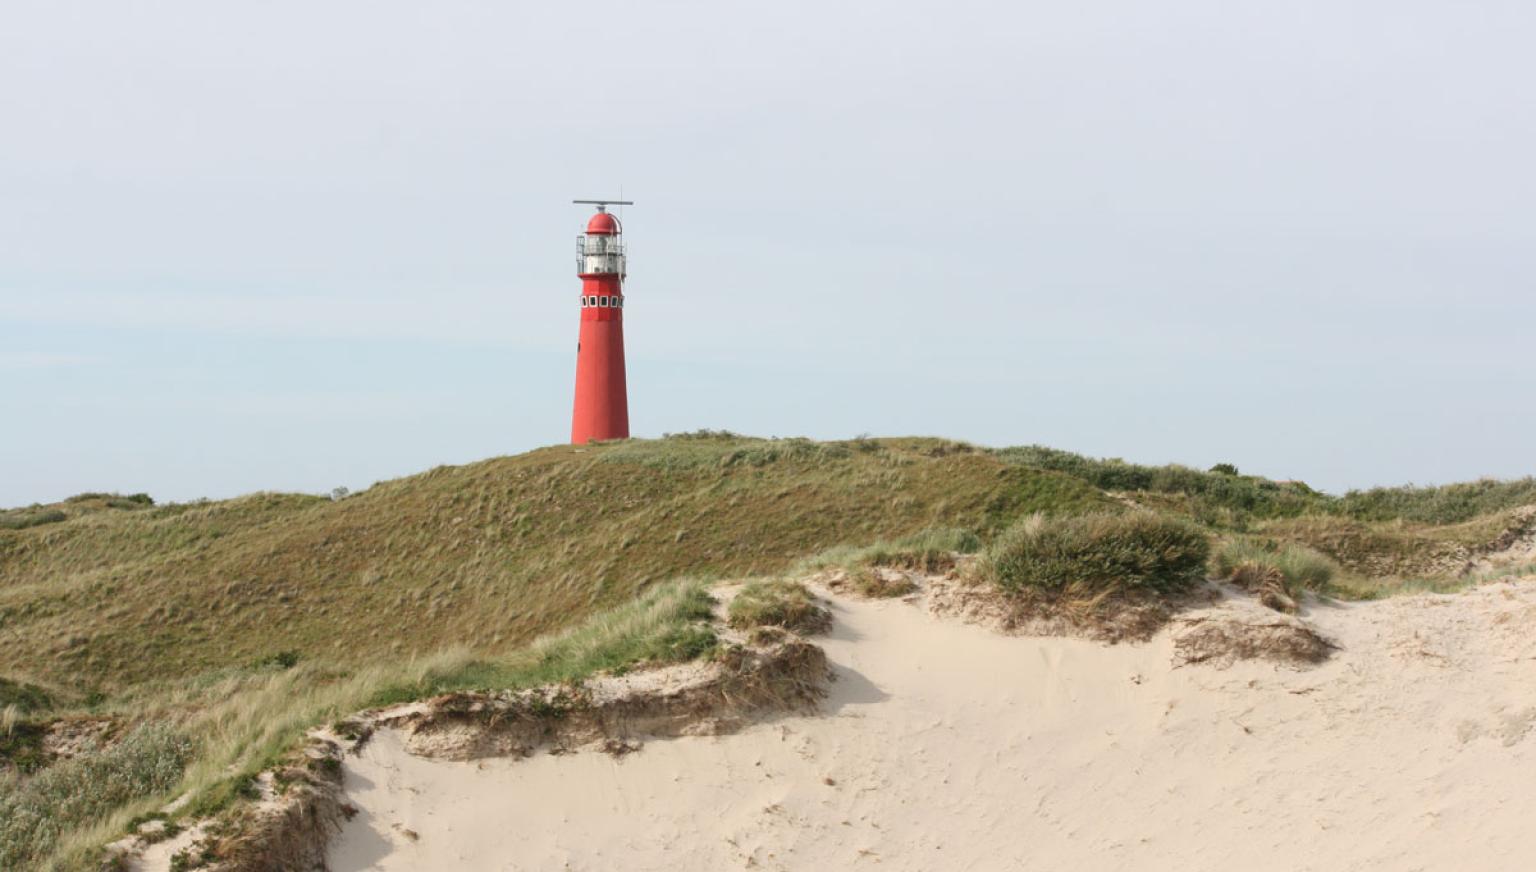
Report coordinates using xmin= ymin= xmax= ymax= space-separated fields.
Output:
xmin=586 ymin=211 xmax=620 ymax=235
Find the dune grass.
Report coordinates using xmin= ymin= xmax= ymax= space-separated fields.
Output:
xmin=980 ymin=512 xmax=1211 ymax=599
xmin=0 ymin=437 xmax=1103 ymax=693
xmin=727 ymin=580 xmax=831 ymax=636
xmin=23 ymin=579 xmax=719 ymax=871
xmin=1212 ymin=538 xmax=1339 ymax=592
xmin=794 ymin=526 xmax=983 ymax=575
xmin=4 ymin=435 xmax=1533 ymax=868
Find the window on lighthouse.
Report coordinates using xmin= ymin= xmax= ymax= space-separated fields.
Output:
xmin=601 ymin=296 xmax=610 ymax=307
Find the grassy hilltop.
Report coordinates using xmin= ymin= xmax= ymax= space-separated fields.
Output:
xmin=2 ymin=432 xmax=1533 ymax=869
xmin=0 ymin=435 xmax=1105 ymax=692
xmin=5 ymin=433 xmax=1535 ymax=695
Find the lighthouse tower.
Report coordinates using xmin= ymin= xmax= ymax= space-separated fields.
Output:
xmin=570 ymin=199 xmax=633 ymax=443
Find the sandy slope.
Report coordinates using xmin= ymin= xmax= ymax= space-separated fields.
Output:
xmin=330 ymin=581 xmax=1536 ymax=871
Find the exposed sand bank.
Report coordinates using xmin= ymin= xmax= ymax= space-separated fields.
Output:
xmin=330 ymin=580 xmax=1536 ymax=871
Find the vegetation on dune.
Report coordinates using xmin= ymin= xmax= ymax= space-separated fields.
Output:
xmin=727 ymin=580 xmax=831 ymax=636
xmin=980 ymin=512 xmax=1212 ymax=599
xmin=0 ymin=678 xmax=55 ymax=714
xmin=994 ymin=445 xmax=1322 ymax=523
xmin=999 ymin=444 xmax=1536 ymax=529
xmin=1211 ymin=538 xmax=1340 ymax=611
xmin=1212 ymin=538 xmax=1338 ymax=593
xmin=0 ymin=723 xmax=191 ymax=871
xmin=1254 ymin=510 xmax=1520 ymax=581
xmin=796 ymin=526 xmax=984 ymax=598
xmin=795 ymin=526 xmax=982 ymax=575
xmin=2 ymin=434 xmax=1532 ymax=868
xmin=0 ymin=510 xmax=68 ymax=531
xmin=1335 ymin=478 xmax=1536 ymax=525
xmin=0 ymin=493 xmax=157 ymax=533
xmin=0 ymin=436 xmax=1102 ymax=692
xmin=16 ymin=580 xmax=719 ymax=870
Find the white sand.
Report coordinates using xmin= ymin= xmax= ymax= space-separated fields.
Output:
xmin=330 ymin=581 xmax=1536 ymax=871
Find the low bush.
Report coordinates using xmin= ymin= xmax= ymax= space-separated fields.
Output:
xmin=980 ymin=512 xmax=1211 ymax=599
xmin=1 ymin=715 xmax=48 ymax=774
xmin=1338 ymin=478 xmax=1536 ymax=525
xmin=0 ymin=722 xmax=192 ymax=870
xmin=995 ymin=445 xmax=1322 ymax=519
xmin=0 ymin=509 xmax=67 ymax=531
xmin=727 ymin=581 xmax=832 ymax=635
xmin=0 ymin=678 xmax=54 ymax=714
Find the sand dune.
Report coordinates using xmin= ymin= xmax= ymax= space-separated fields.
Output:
xmin=330 ymin=580 xmax=1536 ymax=871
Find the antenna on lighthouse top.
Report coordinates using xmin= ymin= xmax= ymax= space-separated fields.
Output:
xmin=573 ymin=199 xmax=635 ymax=212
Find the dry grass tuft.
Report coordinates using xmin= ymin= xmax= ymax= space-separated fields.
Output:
xmin=845 ymin=566 xmax=920 ymax=599
xmin=727 ymin=581 xmax=832 ymax=636
xmin=1171 ymin=614 xmax=1336 ymax=668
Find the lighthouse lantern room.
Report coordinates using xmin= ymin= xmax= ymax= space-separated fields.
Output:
xmin=569 ymin=199 xmax=633 ymax=444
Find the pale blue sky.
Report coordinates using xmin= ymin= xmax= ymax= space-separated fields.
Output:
xmin=3 ymin=0 xmax=1533 ymax=505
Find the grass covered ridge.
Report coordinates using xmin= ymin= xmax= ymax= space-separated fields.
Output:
xmin=0 ymin=436 xmax=1104 ymax=692
xmin=2 ymin=434 xmax=1532 ymax=868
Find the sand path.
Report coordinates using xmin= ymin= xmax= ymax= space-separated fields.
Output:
xmin=330 ymin=581 xmax=1536 ymax=871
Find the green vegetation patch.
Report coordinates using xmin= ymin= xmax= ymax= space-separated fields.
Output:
xmin=0 ymin=437 xmax=1105 ymax=691
xmin=797 ymin=526 xmax=982 ymax=575
xmin=0 ymin=678 xmax=54 ymax=714
xmin=1212 ymin=538 xmax=1338 ymax=592
xmin=0 ymin=509 xmax=68 ymax=531
xmin=1337 ymin=478 xmax=1536 ymax=525
xmin=981 ymin=512 xmax=1211 ymax=599
xmin=0 ymin=722 xmax=191 ymax=870
xmin=843 ymin=566 xmax=919 ymax=599
xmin=1211 ymin=537 xmax=1340 ymax=610
xmin=727 ymin=580 xmax=832 ymax=636
xmin=1 ymin=719 xmax=48 ymax=775
xmin=370 ymin=579 xmax=719 ymax=706
xmin=995 ymin=445 xmax=1322 ymax=521
xmin=597 ymin=432 xmax=853 ymax=471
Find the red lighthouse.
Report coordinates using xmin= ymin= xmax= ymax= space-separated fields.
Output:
xmin=570 ymin=199 xmax=633 ymax=443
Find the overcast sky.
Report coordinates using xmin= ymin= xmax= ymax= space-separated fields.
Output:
xmin=2 ymin=0 xmax=1533 ymax=505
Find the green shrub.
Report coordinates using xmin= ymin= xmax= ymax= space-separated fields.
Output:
xmin=981 ymin=512 xmax=1210 ymax=598
xmin=0 ymin=509 xmax=67 ymax=531
xmin=727 ymin=580 xmax=832 ymax=635
xmin=0 ymin=723 xmax=192 ymax=869
xmin=1 ymin=716 xmax=48 ymax=774
xmin=0 ymin=678 xmax=54 ymax=714
xmin=1338 ymin=479 xmax=1536 ymax=525
xmin=253 ymin=651 xmax=301 ymax=671
xmin=995 ymin=445 xmax=1320 ymax=519
xmin=1212 ymin=539 xmax=1338 ymax=592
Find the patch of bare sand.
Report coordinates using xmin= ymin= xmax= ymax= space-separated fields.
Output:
xmin=329 ymin=579 xmax=1536 ymax=871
